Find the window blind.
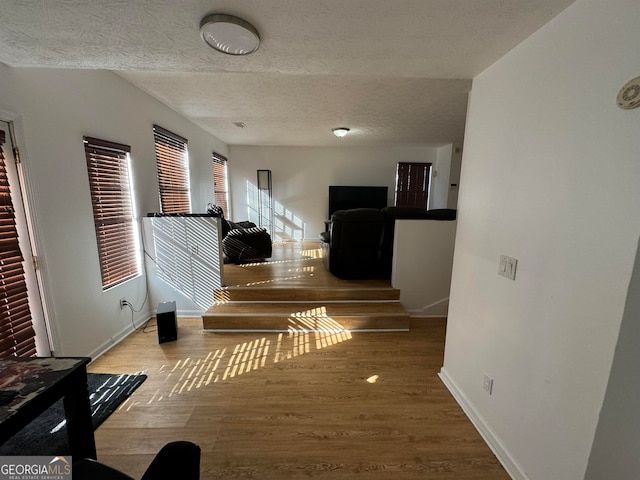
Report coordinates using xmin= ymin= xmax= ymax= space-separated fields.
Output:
xmin=0 ymin=129 xmax=37 ymax=357
xmin=212 ymin=151 xmax=229 ymax=218
xmin=395 ymin=162 xmax=431 ymax=208
xmin=153 ymin=125 xmax=191 ymax=214
xmin=84 ymin=136 xmax=140 ymax=290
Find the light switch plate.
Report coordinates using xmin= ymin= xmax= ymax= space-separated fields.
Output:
xmin=483 ymin=374 xmax=494 ymax=394
xmin=499 ymin=255 xmax=518 ymax=280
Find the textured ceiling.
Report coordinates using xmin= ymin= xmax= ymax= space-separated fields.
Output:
xmin=0 ymin=0 xmax=576 ymax=146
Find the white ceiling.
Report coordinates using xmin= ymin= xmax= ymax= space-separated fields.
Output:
xmin=0 ymin=0 xmax=576 ymax=146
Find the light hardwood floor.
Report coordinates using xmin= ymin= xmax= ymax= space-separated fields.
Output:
xmin=204 ymin=242 xmax=410 ymax=331
xmin=89 ymin=242 xmax=509 ymax=479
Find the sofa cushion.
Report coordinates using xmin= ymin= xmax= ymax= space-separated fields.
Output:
xmin=424 ymin=209 xmax=457 ymax=220
xmin=331 ymin=208 xmax=385 ymax=222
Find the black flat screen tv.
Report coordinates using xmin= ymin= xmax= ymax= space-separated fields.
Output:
xmin=328 ymin=186 xmax=388 ymax=217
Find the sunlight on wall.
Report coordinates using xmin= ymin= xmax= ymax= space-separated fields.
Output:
xmin=146 ymin=216 xmax=223 ymax=309
xmin=245 ymin=181 xmax=305 ymax=241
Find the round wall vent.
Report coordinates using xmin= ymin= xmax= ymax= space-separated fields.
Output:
xmin=617 ymin=76 xmax=640 ymax=110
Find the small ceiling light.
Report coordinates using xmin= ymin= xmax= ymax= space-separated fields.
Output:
xmin=332 ymin=127 xmax=350 ymax=138
xmin=200 ymin=14 xmax=260 ymax=55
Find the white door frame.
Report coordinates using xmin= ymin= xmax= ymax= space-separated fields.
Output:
xmin=0 ymin=113 xmax=55 ymax=356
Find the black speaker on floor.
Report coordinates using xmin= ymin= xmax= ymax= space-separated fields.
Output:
xmin=157 ymin=301 xmax=177 ymax=344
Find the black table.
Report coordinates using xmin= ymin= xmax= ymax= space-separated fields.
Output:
xmin=0 ymin=356 xmax=96 ymax=459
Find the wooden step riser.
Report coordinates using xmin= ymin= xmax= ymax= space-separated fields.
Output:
xmin=214 ymin=287 xmax=400 ymax=302
xmin=206 ymin=301 xmax=405 ymax=316
xmin=202 ymin=315 xmax=409 ymax=331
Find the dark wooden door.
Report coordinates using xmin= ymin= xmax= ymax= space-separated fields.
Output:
xmin=395 ymin=162 xmax=431 ymax=208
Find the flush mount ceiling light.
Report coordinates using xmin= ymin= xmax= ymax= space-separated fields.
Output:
xmin=332 ymin=127 xmax=350 ymax=138
xmin=200 ymin=14 xmax=260 ymax=55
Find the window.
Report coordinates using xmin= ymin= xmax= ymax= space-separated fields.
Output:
xmin=212 ymin=151 xmax=229 ymax=218
xmin=0 ymin=129 xmax=36 ymax=357
xmin=153 ymin=125 xmax=191 ymax=213
xmin=84 ymin=137 xmax=140 ymax=290
xmin=395 ymin=162 xmax=432 ymax=208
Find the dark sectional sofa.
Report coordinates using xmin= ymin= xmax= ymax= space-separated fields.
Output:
xmin=320 ymin=207 xmax=456 ymax=279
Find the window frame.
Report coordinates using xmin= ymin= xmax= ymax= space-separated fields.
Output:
xmin=212 ymin=151 xmax=230 ymax=219
xmin=0 ymin=128 xmax=37 ymax=357
xmin=153 ymin=125 xmax=191 ymax=214
xmin=84 ymin=136 xmax=141 ymax=291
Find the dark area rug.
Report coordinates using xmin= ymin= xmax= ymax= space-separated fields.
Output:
xmin=0 ymin=372 xmax=146 ymax=456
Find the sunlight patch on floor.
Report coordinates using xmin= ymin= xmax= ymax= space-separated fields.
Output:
xmin=145 ymin=320 xmax=352 ymax=403
xmin=298 ymin=248 xmax=322 ymax=259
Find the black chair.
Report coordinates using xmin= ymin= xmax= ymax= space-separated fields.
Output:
xmin=222 ymin=222 xmax=273 ymax=262
xmin=320 ymin=207 xmax=457 ymax=279
xmin=73 ymin=441 xmax=201 ymax=480
xmin=320 ymin=208 xmax=385 ymax=279
xmin=206 ymin=203 xmax=272 ymax=263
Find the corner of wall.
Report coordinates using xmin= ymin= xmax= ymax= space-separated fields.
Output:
xmin=438 ymin=368 xmax=529 ymax=480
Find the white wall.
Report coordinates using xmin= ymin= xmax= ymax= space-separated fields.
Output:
xmin=441 ymin=0 xmax=640 ymax=479
xmin=228 ymin=145 xmax=438 ymax=241
xmin=447 ymin=143 xmax=462 ymax=209
xmin=391 ymin=219 xmax=457 ymax=316
xmin=585 ymin=238 xmax=640 ymax=479
xmin=143 ymin=217 xmax=224 ymax=317
xmin=0 ymin=65 xmax=227 ymax=357
xmin=430 ymin=144 xmax=452 ymax=210
xmin=430 ymin=142 xmax=462 ymax=210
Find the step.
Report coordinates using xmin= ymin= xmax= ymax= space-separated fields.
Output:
xmin=202 ymin=301 xmax=409 ymax=332
xmin=206 ymin=301 xmax=405 ymax=315
xmin=213 ymin=286 xmax=400 ymax=303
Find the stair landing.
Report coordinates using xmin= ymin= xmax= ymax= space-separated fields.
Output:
xmin=203 ymin=242 xmax=409 ymax=332
xmin=204 ymin=286 xmax=408 ymax=332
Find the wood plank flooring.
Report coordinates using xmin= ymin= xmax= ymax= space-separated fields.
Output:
xmin=219 ymin=242 xmax=393 ymax=289
xmin=88 ymin=242 xmax=509 ymax=479
xmin=204 ymin=242 xmax=409 ymax=331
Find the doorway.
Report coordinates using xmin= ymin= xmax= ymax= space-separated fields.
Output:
xmin=0 ymin=119 xmax=51 ymax=357
xmin=395 ymin=162 xmax=432 ymax=208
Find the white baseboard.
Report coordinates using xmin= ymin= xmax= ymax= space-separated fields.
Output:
xmin=404 ymin=297 xmax=449 ymax=317
xmin=88 ymin=307 xmax=203 ymax=361
xmin=422 ymin=297 xmax=450 ymax=316
xmin=88 ymin=311 xmax=151 ymax=361
xmin=410 ymin=315 xmax=447 ymax=318
xmin=438 ymin=367 xmax=528 ymax=480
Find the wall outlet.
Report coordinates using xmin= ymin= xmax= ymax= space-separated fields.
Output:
xmin=120 ymin=298 xmax=127 ymax=309
xmin=498 ymin=255 xmax=518 ymax=280
xmin=483 ymin=374 xmax=494 ymax=395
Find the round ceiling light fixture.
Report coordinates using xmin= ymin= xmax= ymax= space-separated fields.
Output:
xmin=617 ymin=76 xmax=640 ymax=109
xmin=200 ymin=14 xmax=260 ymax=55
xmin=332 ymin=127 xmax=350 ymax=138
